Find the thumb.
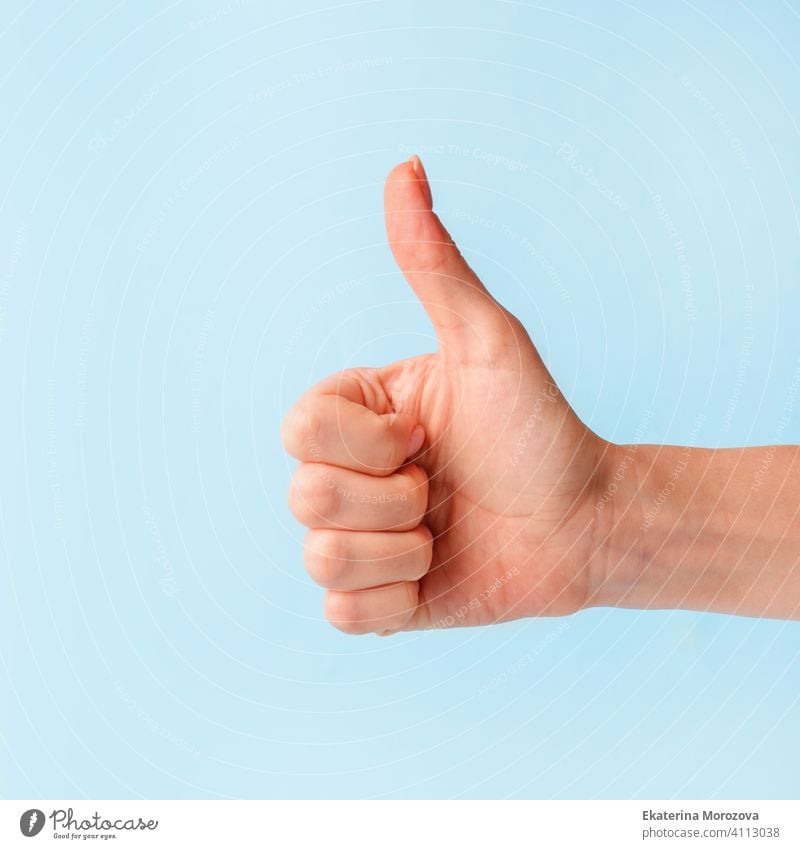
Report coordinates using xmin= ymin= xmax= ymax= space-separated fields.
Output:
xmin=384 ymin=156 xmax=518 ymax=360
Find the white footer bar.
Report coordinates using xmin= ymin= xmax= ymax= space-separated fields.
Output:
xmin=2 ymin=800 xmax=798 ymax=848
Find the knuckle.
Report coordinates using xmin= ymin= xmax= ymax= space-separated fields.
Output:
xmin=281 ymin=398 xmax=323 ymax=460
xmin=324 ymin=591 xmax=365 ymax=635
xmin=288 ymin=464 xmax=338 ymax=526
xmin=472 ymin=303 xmax=526 ymax=349
xmin=506 ymin=311 xmax=534 ymax=350
xmin=304 ymin=531 xmax=348 ymax=589
xmin=504 ymin=309 xmax=526 ymax=338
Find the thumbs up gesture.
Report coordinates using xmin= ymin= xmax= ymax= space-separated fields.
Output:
xmin=282 ymin=157 xmax=608 ymax=634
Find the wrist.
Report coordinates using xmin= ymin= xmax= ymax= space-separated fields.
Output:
xmin=589 ymin=441 xmax=722 ymax=612
xmin=588 ymin=441 xmax=800 ymax=619
xmin=588 ymin=441 xmax=648 ymax=610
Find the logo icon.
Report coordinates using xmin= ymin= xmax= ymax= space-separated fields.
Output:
xmin=19 ymin=809 xmax=45 ymax=837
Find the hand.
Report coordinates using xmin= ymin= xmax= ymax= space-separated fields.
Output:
xmin=282 ymin=156 xmax=608 ymax=634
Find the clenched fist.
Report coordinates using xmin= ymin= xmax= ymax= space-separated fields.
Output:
xmin=282 ymin=156 xmax=610 ymax=634
xmin=283 ymin=159 xmax=800 ymax=630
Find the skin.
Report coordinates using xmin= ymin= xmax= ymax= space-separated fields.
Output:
xmin=282 ymin=156 xmax=800 ymax=634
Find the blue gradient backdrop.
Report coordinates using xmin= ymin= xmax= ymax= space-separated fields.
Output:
xmin=1 ymin=0 xmax=799 ymax=799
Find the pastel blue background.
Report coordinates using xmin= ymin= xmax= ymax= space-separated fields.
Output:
xmin=1 ymin=0 xmax=798 ymax=800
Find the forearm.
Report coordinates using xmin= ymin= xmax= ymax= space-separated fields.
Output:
xmin=591 ymin=443 xmax=800 ymax=620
